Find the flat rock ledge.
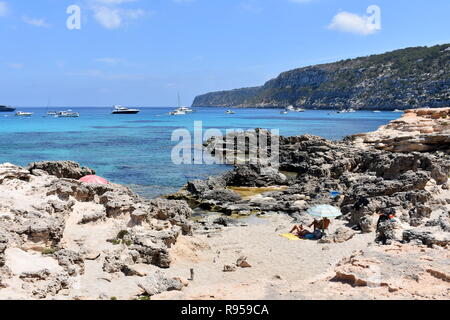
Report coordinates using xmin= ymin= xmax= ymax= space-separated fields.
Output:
xmin=350 ymin=107 xmax=450 ymax=152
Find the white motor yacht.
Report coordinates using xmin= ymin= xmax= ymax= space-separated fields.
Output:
xmin=57 ymin=110 xmax=80 ymax=118
xmin=112 ymin=105 xmax=140 ymax=114
xmin=0 ymin=105 xmax=16 ymax=112
xmin=15 ymin=111 xmax=33 ymax=117
xmin=225 ymin=110 xmax=235 ymax=114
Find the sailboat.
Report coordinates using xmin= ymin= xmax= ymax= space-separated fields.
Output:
xmin=44 ymin=98 xmax=58 ymax=117
xmin=169 ymin=93 xmax=193 ymax=115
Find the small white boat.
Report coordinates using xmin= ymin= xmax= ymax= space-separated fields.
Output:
xmin=373 ymin=110 xmax=381 ymax=113
xmin=225 ymin=110 xmax=235 ymax=114
xmin=286 ymin=105 xmax=295 ymax=111
xmin=112 ymin=105 xmax=140 ymax=114
xmin=170 ymin=109 xmax=186 ymax=116
xmin=15 ymin=111 xmax=33 ymax=117
xmin=287 ymin=106 xmax=305 ymax=112
xmin=393 ymin=109 xmax=403 ymax=113
xmin=178 ymin=106 xmax=194 ymax=113
xmin=47 ymin=111 xmax=58 ymax=116
xmin=57 ymin=110 xmax=80 ymax=118
xmin=338 ymin=108 xmax=356 ymax=113
xmin=280 ymin=110 xmax=289 ymax=115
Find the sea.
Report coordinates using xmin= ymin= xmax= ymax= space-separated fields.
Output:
xmin=0 ymin=107 xmax=398 ymax=199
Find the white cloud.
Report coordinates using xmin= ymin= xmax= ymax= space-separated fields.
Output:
xmin=22 ymin=16 xmax=51 ymax=28
xmin=92 ymin=6 xmax=122 ymax=29
xmin=328 ymin=9 xmax=381 ymax=35
xmin=0 ymin=1 xmax=9 ymax=16
xmin=89 ymin=0 xmax=148 ymax=29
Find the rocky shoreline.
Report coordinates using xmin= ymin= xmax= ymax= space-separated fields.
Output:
xmin=0 ymin=109 xmax=449 ymax=300
xmin=0 ymin=161 xmax=193 ymax=299
xmin=170 ymin=128 xmax=449 ymax=244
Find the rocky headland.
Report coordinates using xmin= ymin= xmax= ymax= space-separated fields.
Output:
xmin=192 ymin=44 xmax=450 ymax=110
xmin=0 ymin=109 xmax=449 ymax=300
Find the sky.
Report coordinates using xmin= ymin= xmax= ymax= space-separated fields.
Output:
xmin=0 ymin=0 xmax=449 ymax=107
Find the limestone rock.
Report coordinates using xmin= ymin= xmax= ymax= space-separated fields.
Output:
xmin=351 ymin=108 xmax=450 ymax=153
xmin=319 ymin=227 xmax=356 ymax=244
xmin=138 ymin=270 xmax=184 ymax=296
xmin=27 ymin=161 xmax=96 ymax=179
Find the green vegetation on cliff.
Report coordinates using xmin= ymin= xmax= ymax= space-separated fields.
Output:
xmin=192 ymin=44 xmax=450 ymax=110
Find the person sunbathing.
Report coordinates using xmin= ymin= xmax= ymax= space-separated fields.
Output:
xmin=289 ymin=224 xmax=312 ymax=238
xmin=290 ymin=218 xmax=331 ymax=239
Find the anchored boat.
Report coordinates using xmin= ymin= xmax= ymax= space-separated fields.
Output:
xmin=57 ymin=110 xmax=80 ymax=118
xmin=15 ymin=111 xmax=33 ymax=117
xmin=0 ymin=105 xmax=16 ymax=112
xmin=112 ymin=105 xmax=140 ymax=115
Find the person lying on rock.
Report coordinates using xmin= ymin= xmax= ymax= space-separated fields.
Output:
xmin=290 ymin=218 xmax=330 ymax=239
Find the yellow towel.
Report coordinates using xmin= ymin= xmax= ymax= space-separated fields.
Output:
xmin=279 ymin=233 xmax=300 ymax=241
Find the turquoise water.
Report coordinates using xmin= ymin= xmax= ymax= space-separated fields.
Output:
xmin=0 ymin=107 xmax=398 ymax=198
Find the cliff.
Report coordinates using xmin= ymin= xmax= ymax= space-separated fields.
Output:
xmin=192 ymin=44 xmax=450 ymax=110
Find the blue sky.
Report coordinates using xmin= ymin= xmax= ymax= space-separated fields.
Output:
xmin=0 ymin=0 xmax=449 ymax=107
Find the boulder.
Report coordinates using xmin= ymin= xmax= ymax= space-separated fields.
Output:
xmin=138 ymin=270 xmax=184 ymax=296
xmin=319 ymin=227 xmax=356 ymax=244
xmin=27 ymin=161 xmax=95 ymax=179
xmin=229 ymin=165 xmax=287 ymax=187
xmin=202 ymin=189 xmax=242 ymax=202
xmin=0 ymin=163 xmax=31 ymax=184
xmin=403 ymin=228 xmax=450 ymax=247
